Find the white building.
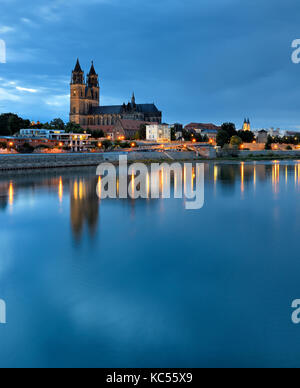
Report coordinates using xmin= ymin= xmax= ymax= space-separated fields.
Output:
xmin=19 ymin=129 xmax=66 ymax=140
xmin=146 ymin=124 xmax=171 ymax=142
xmin=19 ymin=129 xmax=91 ymax=152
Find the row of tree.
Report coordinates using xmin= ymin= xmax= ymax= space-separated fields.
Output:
xmin=216 ymin=123 xmax=255 ymax=147
xmin=0 ymin=114 xmax=108 ymax=139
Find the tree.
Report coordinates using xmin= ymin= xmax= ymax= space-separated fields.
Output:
xmin=0 ymin=113 xmax=30 ymax=136
xmin=50 ymin=118 xmax=65 ymax=130
xmin=170 ymin=127 xmax=176 ymax=141
xmin=139 ymin=124 xmax=147 ymax=140
xmin=182 ymin=129 xmax=192 ymax=141
xmin=221 ymin=122 xmax=237 ymax=138
xmin=87 ymin=129 xmax=104 ymax=139
xmin=217 ymin=129 xmax=230 ymax=147
xmin=265 ymin=135 xmax=273 ymax=150
xmin=65 ymin=122 xmax=83 ymax=133
xmin=102 ymin=140 xmax=112 ymax=150
xmin=237 ymin=130 xmax=255 ymax=143
xmin=230 ymin=136 xmax=243 ymax=148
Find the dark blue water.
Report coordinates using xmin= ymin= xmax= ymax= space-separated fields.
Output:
xmin=0 ymin=161 xmax=300 ymax=368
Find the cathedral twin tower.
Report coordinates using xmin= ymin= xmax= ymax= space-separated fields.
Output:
xmin=70 ymin=59 xmax=162 ymax=130
xmin=70 ymin=59 xmax=99 ymax=126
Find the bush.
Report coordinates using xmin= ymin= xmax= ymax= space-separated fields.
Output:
xmin=265 ymin=142 xmax=272 ymax=150
xmin=230 ymin=136 xmax=243 ymax=148
xmin=17 ymin=142 xmax=35 ymax=154
xmin=286 ymin=145 xmax=293 ymax=150
xmin=37 ymin=144 xmax=51 ymax=149
xmin=102 ymin=140 xmax=112 ymax=150
xmin=120 ymin=142 xmax=131 ymax=149
xmin=0 ymin=142 xmax=7 ymax=149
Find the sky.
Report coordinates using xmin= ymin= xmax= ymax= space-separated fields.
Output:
xmin=0 ymin=0 xmax=300 ymax=130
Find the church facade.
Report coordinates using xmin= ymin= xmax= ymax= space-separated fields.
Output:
xmin=70 ymin=60 xmax=162 ymax=130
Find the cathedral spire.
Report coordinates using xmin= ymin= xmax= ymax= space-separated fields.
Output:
xmin=131 ymin=92 xmax=136 ymax=105
xmin=74 ymin=58 xmax=83 ymax=73
xmin=72 ymin=58 xmax=84 ymax=84
xmin=87 ymin=61 xmax=99 ymax=88
xmin=88 ymin=61 xmax=97 ymax=76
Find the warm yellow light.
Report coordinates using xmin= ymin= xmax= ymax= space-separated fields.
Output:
xmin=8 ymin=142 xmax=14 ymax=147
xmin=59 ymin=142 xmax=63 ymax=147
xmin=58 ymin=177 xmax=63 ymax=203
xmin=192 ymin=139 xmax=197 ymax=143
xmin=98 ymin=142 xmax=102 ymax=147
xmin=8 ymin=181 xmax=14 ymax=206
xmin=131 ymin=143 xmax=136 ymax=148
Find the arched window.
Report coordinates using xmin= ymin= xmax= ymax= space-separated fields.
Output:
xmin=73 ymin=107 xmax=76 ymax=114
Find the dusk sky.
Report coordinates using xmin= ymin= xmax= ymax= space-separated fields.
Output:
xmin=1 ymin=0 xmax=300 ymax=130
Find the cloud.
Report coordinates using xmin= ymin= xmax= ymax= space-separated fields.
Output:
xmin=16 ymin=86 xmax=38 ymax=93
xmin=0 ymin=88 xmax=20 ymax=101
xmin=45 ymin=94 xmax=69 ymax=107
xmin=20 ymin=18 xmax=32 ymax=24
xmin=0 ymin=26 xmax=15 ymax=34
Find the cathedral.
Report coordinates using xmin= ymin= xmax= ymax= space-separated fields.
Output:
xmin=70 ymin=59 xmax=162 ymax=130
xmin=243 ymin=118 xmax=251 ymax=132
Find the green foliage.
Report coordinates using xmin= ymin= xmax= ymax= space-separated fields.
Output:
xmin=65 ymin=122 xmax=84 ymax=133
xmin=102 ymin=140 xmax=112 ymax=150
xmin=17 ymin=142 xmax=35 ymax=154
xmin=182 ymin=129 xmax=192 ymax=141
xmin=139 ymin=124 xmax=147 ymax=140
xmin=286 ymin=145 xmax=293 ymax=150
xmin=87 ymin=129 xmax=105 ymax=139
xmin=171 ymin=126 xmax=176 ymax=141
xmin=0 ymin=142 xmax=7 ymax=149
xmin=119 ymin=142 xmax=131 ymax=149
xmin=0 ymin=113 xmax=30 ymax=136
xmin=50 ymin=118 xmax=65 ymax=130
xmin=230 ymin=136 xmax=243 ymax=147
xmin=237 ymin=130 xmax=255 ymax=143
xmin=221 ymin=122 xmax=237 ymax=138
xmin=217 ymin=130 xmax=230 ymax=147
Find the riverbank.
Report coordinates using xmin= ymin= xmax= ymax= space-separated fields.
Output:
xmin=0 ymin=150 xmax=300 ymax=171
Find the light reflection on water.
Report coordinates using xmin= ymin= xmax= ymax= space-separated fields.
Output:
xmin=0 ymin=161 xmax=300 ymax=367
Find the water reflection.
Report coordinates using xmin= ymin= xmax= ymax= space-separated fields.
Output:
xmin=1 ymin=161 xmax=300 ymax=239
xmin=70 ymin=178 xmax=99 ymax=240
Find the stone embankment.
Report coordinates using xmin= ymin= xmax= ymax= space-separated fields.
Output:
xmin=0 ymin=151 xmax=206 ymax=171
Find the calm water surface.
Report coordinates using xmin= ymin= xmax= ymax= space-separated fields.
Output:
xmin=0 ymin=161 xmax=300 ymax=368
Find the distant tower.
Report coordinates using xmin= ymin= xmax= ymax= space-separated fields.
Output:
xmin=243 ymin=118 xmax=251 ymax=131
xmin=86 ymin=61 xmax=100 ymax=108
xmin=131 ymin=92 xmax=136 ymax=106
xmin=70 ymin=59 xmax=87 ymax=125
